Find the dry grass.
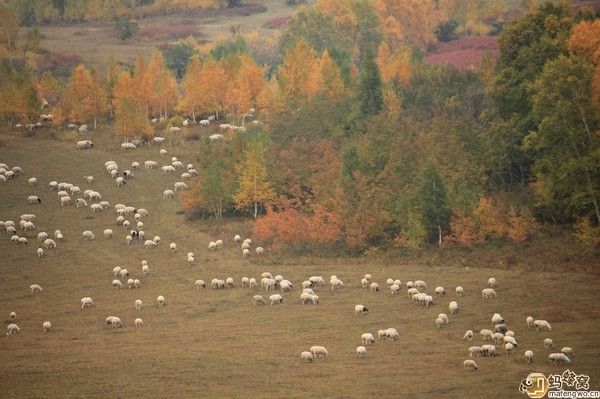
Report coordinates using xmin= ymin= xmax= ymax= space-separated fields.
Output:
xmin=0 ymin=125 xmax=599 ymax=397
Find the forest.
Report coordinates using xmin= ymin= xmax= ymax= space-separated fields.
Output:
xmin=1 ymin=0 xmax=599 ymax=254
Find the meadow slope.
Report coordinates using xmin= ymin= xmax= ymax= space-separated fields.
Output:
xmin=0 ymin=128 xmax=599 ymax=398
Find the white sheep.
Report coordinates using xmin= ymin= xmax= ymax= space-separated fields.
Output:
xmin=234 ymin=234 xmax=241 ymax=243
xmin=481 ymin=288 xmax=497 ymax=299
xmin=505 ymin=342 xmax=515 ymax=354
xmin=119 ymin=269 xmax=129 ymax=280
xmin=169 ymin=242 xmax=176 ymax=253
xmin=27 ymin=195 xmax=42 ymax=204
xmin=534 ymin=320 xmax=552 ymax=332
xmin=242 ymin=248 xmax=250 ymax=258
xmin=10 ymin=312 xmax=16 ymax=320
xmin=142 ymin=265 xmax=149 ymax=275
xmin=481 ymin=344 xmax=496 ymax=357
xmin=112 ymin=266 xmax=122 ymax=277
xmin=390 ymin=284 xmax=401 ymax=295
xmin=480 ymin=329 xmax=493 ymax=341
xmin=544 ymin=338 xmax=553 ymax=350
xmin=135 ymin=299 xmax=143 ymax=310
xmin=37 ymin=232 xmax=48 ymax=242
xmin=526 ymin=316 xmax=534 ymax=327
xmin=449 ymin=301 xmax=458 ymax=315
xmin=464 ymin=359 xmax=478 ymax=372
xmin=362 ymin=333 xmax=375 ymax=346
xmin=468 ymin=346 xmax=481 ymax=357
xmin=310 ymin=346 xmax=328 ymax=359
xmin=356 ymin=346 xmax=367 ymax=358
xmin=37 ymin=247 xmax=44 ymax=258
xmin=6 ymin=323 xmax=20 ymax=335
xmin=354 ymin=305 xmax=370 ymax=315
xmin=525 ymin=350 xmax=534 ymax=363
xmin=370 ymin=282 xmax=380 ymax=293
xmin=269 ymin=294 xmax=283 ymax=305
xmin=249 ymin=278 xmax=257 ymax=288
xmin=463 ymin=330 xmax=473 ymax=341
xmin=435 ymin=286 xmax=445 ymax=296
xmin=548 ymin=353 xmax=571 ymax=365
xmin=81 ymin=297 xmax=93 ymax=309
xmin=144 ymin=240 xmax=157 ymax=249
xmin=163 ymin=189 xmax=174 ymax=199
xmin=28 ymin=177 xmax=37 ymax=187
xmin=488 ymin=277 xmax=496 ymax=288
xmin=174 ymin=181 xmax=188 ymax=191
xmin=415 ymin=280 xmax=427 ymax=291
xmin=491 ymin=313 xmax=504 ymax=326
xmin=103 ymin=229 xmax=113 ymax=239
xmin=42 ymin=321 xmax=52 ymax=333
xmin=30 ymin=284 xmax=43 ymax=294
xmin=253 ymin=295 xmax=265 ymax=306
xmin=157 ymin=295 xmax=166 ymax=308
xmin=112 ymin=279 xmax=122 ymax=289
xmin=135 ymin=318 xmax=143 ymax=328
xmin=301 ymin=351 xmax=314 ymax=362
xmin=82 ymin=231 xmax=95 ymax=241
xmin=194 ymin=280 xmax=206 ymax=289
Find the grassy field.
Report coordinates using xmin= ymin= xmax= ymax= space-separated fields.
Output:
xmin=35 ymin=0 xmax=310 ymax=71
xmin=0 ymin=127 xmax=599 ymax=398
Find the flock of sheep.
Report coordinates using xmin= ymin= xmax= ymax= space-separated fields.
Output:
xmin=0 ymin=137 xmax=576 ymax=372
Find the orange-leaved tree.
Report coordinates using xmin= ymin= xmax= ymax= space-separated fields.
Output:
xmin=113 ymin=71 xmax=152 ymax=140
xmin=146 ymin=51 xmax=178 ymax=119
xmin=60 ymin=64 xmax=109 ymax=128
xmin=179 ymin=56 xmax=203 ymax=123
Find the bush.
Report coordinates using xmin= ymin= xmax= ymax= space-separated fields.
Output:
xmin=436 ymin=20 xmax=459 ymax=42
xmin=115 ymin=20 xmax=139 ymax=41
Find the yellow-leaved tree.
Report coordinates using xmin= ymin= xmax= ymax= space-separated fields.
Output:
xmin=277 ymin=40 xmax=318 ymax=101
xmin=113 ymin=71 xmax=152 ymax=140
xmin=179 ymin=56 xmax=203 ymax=123
xmin=146 ymin=51 xmax=178 ymax=119
xmin=61 ymin=64 xmax=109 ymax=128
xmin=310 ymin=49 xmax=345 ymax=101
xmin=233 ymin=142 xmax=275 ymax=219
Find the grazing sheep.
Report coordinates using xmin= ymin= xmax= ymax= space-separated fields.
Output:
xmin=481 ymin=345 xmax=496 ymax=357
xmin=44 ymin=238 xmax=57 ymax=248
xmin=492 ymin=333 xmax=504 ymax=344
xmin=354 ymin=305 xmax=370 ymax=316
xmin=42 ymin=321 xmax=52 ymax=333
xmin=480 ymin=329 xmax=493 ymax=341
xmin=76 ymin=140 xmax=93 ymax=149
xmin=491 ymin=313 xmax=504 ymax=326
xmin=249 ymin=278 xmax=257 ymax=288
xmin=242 ymin=248 xmax=250 ymax=258
xmin=234 ymin=234 xmax=241 ymax=243
xmin=84 ymin=175 xmax=94 ymax=183
xmin=534 ymin=320 xmax=552 ymax=332
xmin=27 ymin=195 xmax=42 ymax=204
xmin=526 ymin=316 xmax=534 ymax=327
xmin=255 ymin=246 xmax=265 ymax=255
xmin=119 ymin=269 xmax=129 ymax=280
xmin=463 ymin=330 xmax=473 ymax=341
xmin=362 ymin=333 xmax=375 ymax=346
xmin=269 ymin=294 xmax=283 ymax=305
xmin=82 ymin=231 xmax=95 ymax=241
xmin=163 ymin=190 xmax=174 ymax=199
xmin=525 ymin=350 xmax=534 ymax=364
xmin=37 ymin=232 xmax=48 ymax=242
xmin=464 ymin=359 xmax=478 ymax=372
xmin=253 ymin=295 xmax=265 ymax=306
xmin=30 ymin=284 xmax=43 ymax=294
xmin=241 ymin=277 xmax=250 ymax=288
xmin=142 ymin=265 xmax=149 ymax=275
xmin=505 ymin=343 xmax=515 ymax=354
xmin=415 ymin=280 xmax=427 ymax=291
xmin=370 ymin=282 xmax=380 ymax=293
xmin=157 ymin=295 xmax=166 ymax=308
xmin=54 ymin=230 xmax=62 ymax=240
xmin=112 ymin=280 xmax=122 ymax=289
xmin=112 ymin=266 xmax=122 ymax=277
xmin=390 ymin=284 xmax=401 ymax=295
xmin=103 ymin=229 xmax=113 ymax=239
xmin=76 ymin=198 xmax=88 ymax=208
xmin=174 ymin=181 xmax=188 ymax=191
xmin=544 ymin=338 xmax=553 ymax=350
xmin=135 ymin=318 xmax=143 ymax=328
xmin=144 ymin=240 xmax=157 ymax=249
xmin=10 ymin=312 xmax=16 ymax=320
xmin=468 ymin=346 xmax=481 ymax=357
xmin=36 ymin=247 xmax=44 ymax=258
xmin=301 ymin=351 xmax=314 ymax=362
xmin=488 ymin=277 xmax=497 ymax=288
xmin=81 ymin=297 xmax=94 ymax=309
xmin=126 ymin=235 xmax=133 ymax=245
xmin=330 ymin=278 xmax=344 ymax=291
xmin=28 ymin=177 xmax=37 ymax=187
xmin=135 ymin=299 xmax=143 ymax=310
xmin=194 ymin=280 xmax=206 ymax=289
xmin=356 ymin=346 xmax=367 ymax=358
xmin=309 ymin=276 xmax=326 ymax=286
xmin=482 ymin=288 xmax=497 ymax=299
xmin=310 ymin=346 xmax=328 ymax=359
xmin=548 ymin=353 xmax=571 ymax=366
xmin=449 ymin=301 xmax=458 ymax=315
xmin=18 ymin=237 xmax=28 ymax=245
xmin=435 ymin=286 xmax=445 ymax=296
xmin=169 ymin=242 xmax=176 ymax=253
xmin=435 ymin=318 xmax=445 ymax=329
xmin=560 ymin=347 xmax=574 ymax=358
xmin=6 ymin=323 xmax=20 ymax=335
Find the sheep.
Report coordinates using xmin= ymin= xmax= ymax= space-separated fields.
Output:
xmin=356 ymin=346 xmax=367 ymax=358
xmin=172 ymin=160 xmax=184 ymax=170
xmin=262 ymin=278 xmax=276 ymax=291
xmin=481 ymin=288 xmax=497 ymax=299
xmin=215 ymin=240 xmax=223 ymax=250
xmin=415 ymin=280 xmax=427 ymax=291
xmin=370 ymin=282 xmax=380 ymax=293
xmin=255 ymin=246 xmax=265 ymax=255
xmin=27 ymin=195 xmax=42 ymax=205
xmin=526 ymin=316 xmax=534 ymax=327
xmin=127 ymin=279 xmax=135 ymax=289
xmin=468 ymin=346 xmax=481 ymax=358
xmin=360 ymin=278 xmax=368 ymax=288
xmin=28 ymin=177 xmax=37 ymax=187
xmin=119 ymin=269 xmax=129 ymax=280
xmin=135 ymin=299 xmax=143 ymax=310
xmin=157 ymin=295 xmax=166 ymax=308
xmin=534 ymin=320 xmax=552 ymax=332
xmin=174 ymin=181 xmax=188 ymax=191
xmin=548 ymin=353 xmax=571 ymax=366
xmin=76 ymin=198 xmax=88 ymax=208
xmin=76 ymin=140 xmax=93 ymax=149
xmin=491 ymin=313 xmax=504 ymax=326
xmin=102 ymin=229 xmax=113 ymax=239
xmin=354 ymin=305 xmax=370 ymax=316
xmin=505 ymin=330 xmax=515 ymax=338
xmin=269 ymin=294 xmax=284 ymax=305
xmin=82 ymin=231 xmax=95 ymax=241
xmin=49 ymin=181 xmax=58 ymax=190
xmin=112 ymin=279 xmax=122 ymax=289
xmin=10 ymin=312 xmax=16 ymax=320
xmin=109 ymin=316 xmax=123 ymax=329
xmin=301 ymin=351 xmax=314 ymax=362
xmin=54 ymin=230 xmax=62 ymax=240
xmin=120 ymin=142 xmax=136 ymax=151
xmin=463 ymin=330 xmax=473 ymax=341
xmin=144 ymin=240 xmax=157 ymax=249
xmin=280 ymin=280 xmax=293 ymax=292
xmin=81 ymin=297 xmax=93 ymax=309
xmin=35 ymin=247 xmax=44 ymax=258
xmin=407 ymin=288 xmax=419 ymax=298
xmin=310 ymin=346 xmax=328 ymax=359
xmin=79 ymin=124 xmax=88 ymax=132
xmin=242 ymin=248 xmax=250 ymax=258
xmin=331 ymin=278 xmax=344 ymax=291
xmin=495 ymin=323 xmax=507 ymax=334
xmin=249 ymin=278 xmax=257 ymax=288
xmin=163 ymin=189 xmax=174 ymax=199
xmin=361 ymin=333 xmax=375 ymax=346
xmin=253 ymin=295 xmax=265 ymax=306
xmin=142 ymin=265 xmax=149 ymax=275
xmin=463 ymin=359 xmax=478 ymax=372
xmin=544 ymin=338 xmax=553 ymax=350
xmin=152 ymin=236 xmax=160 ymax=245
xmin=492 ymin=333 xmax=504 ymax=344
xmin=300 ymin=292 xmax=313 ymax=304
xmin=309 ymin=276 xmax=325 ymax=286
xmin=194 ymin=280 xmax=206 ymax=289
xmin=37 ymin=232 xmax=48 ymax=242
xmin=42 ymin=321 xmax=52 ymax=333
xmin=240 ymin=277 xmax=250 ymax=288
xmin=435 ymin=286 xmax=445 ymax=296
xmin=83 ymin=175 xmax=94 ymax=183
xmin=18 ymin=237 xmax=28 ymax=245
xmin=30 ymin=284 xmax=43 ymax=294
xmin=449 ymin=301 xmax=458 ymax=315
xmin=480 ymin=344 xmax=496 ymax=357
xmin=226 ymin=277 xmax=234 ymax=288
xmin=20 ymin=214 xmax=36 ymax=221
xmin=187 ymin=255 xmax=195 ymax=266
xmin=505 ymin=342 xmax=515 ymax=355
xmin=488 ymin=277 xmax=496 ymax=288
xmin=525 ymin=350 xmax=534 ymax=363
xmin=385 ymin=328 xmax=399 ymax=341
xmin=393 ymin=279 xmax=401 ymax=286
xmin=480 ymin=329 xmax=493 ymax=341
xmin=435 ymin=318 xmax=446 ymax=329
xmin=209 ymin=134 xmax=224 ymax=142
xmin=437 ymin=314 xmax=449 ymax=326
xmin=115 ymin=177 xmax=126 ymax=187
xmin=390 ymin=284 xmax=401 ymax=295
xmin=125 ymin=235 xmax=133 ymax=245
xmin=6 ymin=323 xmax=20 ymax=335
xmin=135 ymin=318 xmax=143 ymax=328
xmin=234 ymin=234 xmax=241 ymax=243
